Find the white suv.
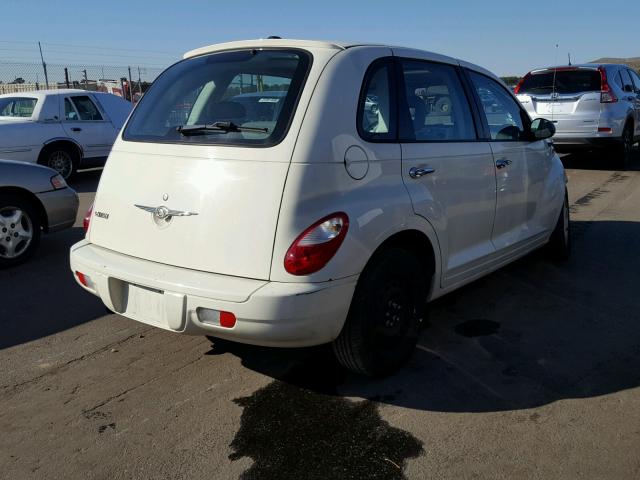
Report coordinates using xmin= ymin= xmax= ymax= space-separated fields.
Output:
xmin=70 ymin=39 xmax=568 ymax=376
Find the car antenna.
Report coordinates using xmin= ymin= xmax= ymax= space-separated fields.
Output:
xmin=568 ymin=52 xmax=572 ymax=66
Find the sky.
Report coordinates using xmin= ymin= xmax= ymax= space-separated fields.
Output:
xmin=0 ymin=0 xmax=638 ymax=77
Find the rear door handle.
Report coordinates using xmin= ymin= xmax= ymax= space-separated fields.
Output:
xmin=71 ymin=127 xmax=82 ymax=132
xmin=495 ymin=159 xmax=512 ymax=169
xmin=409 ymin=167 xmax=435 ymax=178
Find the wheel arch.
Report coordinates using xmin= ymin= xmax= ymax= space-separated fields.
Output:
xmin=0 ymin=186 xmax=49 ymax=232
xmin=361 ymin=225 xmax=440 ymax=299
xmin=39 ymin=138 xmax=83 ymax=164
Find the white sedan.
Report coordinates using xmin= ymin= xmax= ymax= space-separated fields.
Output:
xmin=0 ymin=89 xmax=132 ymax=179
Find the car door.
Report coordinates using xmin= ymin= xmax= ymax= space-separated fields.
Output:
xmin=466 ymin=70 xmax=552 ymax=252
xmin=626 ymin=69 xmax=640 ymax=138
xmin=393 ymin=54 xmax=497 ymax=288
xmin=61 ymin=94 xmax=117 ymax=161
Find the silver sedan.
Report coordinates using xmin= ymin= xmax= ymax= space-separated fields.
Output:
xmin=0 ymin=159 xmax=78 ymax=267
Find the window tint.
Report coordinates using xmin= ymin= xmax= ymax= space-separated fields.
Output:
xmin=469 ymin=71 xmax=526 ymax=141
xmin=69 ymin=96 xmax=103 ymax=121
xmin=124 ymin=49 xmax=311 ymax=147
xmin=0 ymin=97 xmax=37 ymax=117
xmin=399 ymin=60 xmax=475 ymax=142
xmin=518 ymin=69 xmax=601 ymax=94
xmin=358 ymin=60 xmax=395 ymax=140
xmin=620 ymin=69 xmax=634 ymax=90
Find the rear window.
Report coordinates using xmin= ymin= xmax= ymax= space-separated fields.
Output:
xmin=519 ymin=69 xmax=601 ymax=94
xmin=0 ymin=97 xmax=37 ymax=118
xmin=123 ymin=49 xmax=311 ymax=146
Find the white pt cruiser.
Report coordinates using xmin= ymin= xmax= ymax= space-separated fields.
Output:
xmin=70 ymin=39 xmax=569 ymax=376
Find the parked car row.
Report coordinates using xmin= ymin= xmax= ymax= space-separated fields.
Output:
xmin=2 ymin=38 xmax=637 ymax=377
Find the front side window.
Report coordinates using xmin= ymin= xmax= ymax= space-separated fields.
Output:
xmin=0 ymin=97 xmax=37 ymax=118
xmin=469 ymin=71 xmax=526 ymax=141
xmin=399 ymin=60 xmax=475 ymax=142
xmin=123 ymin=49 xmax=311 ymax=146
xmin=358 ymin=59 xmax=395 ymax=140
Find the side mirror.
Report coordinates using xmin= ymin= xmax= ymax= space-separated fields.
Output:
xmin=530 ymin=117 xmax=555 ymax=140
xmin=623 ymin=84 xmax=634 ymax=93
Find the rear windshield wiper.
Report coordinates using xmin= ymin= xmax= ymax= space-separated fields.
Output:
xmin=176 ymin=121 xmax=269 ymax=135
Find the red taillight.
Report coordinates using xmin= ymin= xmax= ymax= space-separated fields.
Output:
xmin=513 ymin=74 xmax=529 ymax=94
xmin=83 ymin=204 xmax=93 ymax=233
xmin=284 ymin=212 xmax=349 ymax=276
xmin=599 ymin=67 xmax=618 ymax=103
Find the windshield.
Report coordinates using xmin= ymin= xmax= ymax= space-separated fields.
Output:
xmin=0 ymin=97 xmax=37 ymax=118
xmin=123 ymin=49 xmax=311 ymax=146
xmin=519 ymin=69 xmax=601 ymax=95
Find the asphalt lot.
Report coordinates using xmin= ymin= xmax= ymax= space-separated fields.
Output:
xmin=2 ymin=151 xmax=640 ymax=479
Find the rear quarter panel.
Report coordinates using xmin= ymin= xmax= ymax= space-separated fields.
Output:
xmin=270 ymin=46 xmax=442 ymax=284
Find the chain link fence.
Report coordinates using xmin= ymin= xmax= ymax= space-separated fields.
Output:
xmin=0 ymin=61 xmax=166 ymax=99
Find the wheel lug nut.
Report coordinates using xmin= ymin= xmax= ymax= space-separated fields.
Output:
xmin=13 ymin=232 xmax=18 ymax=237
xmin=10 ymin=224 xmax=15 ymax=228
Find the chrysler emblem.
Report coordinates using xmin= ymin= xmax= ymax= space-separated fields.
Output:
xmin=162 ymin=193 xmax=169 ymax=201
xmin=134 ymin=204 xmax=198 ymax=222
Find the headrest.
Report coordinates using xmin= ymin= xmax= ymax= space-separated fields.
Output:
xmin=206 ymin=101 xmax=246 ymax=120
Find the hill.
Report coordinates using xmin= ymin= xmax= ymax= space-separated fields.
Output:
xmin=591 ymin=57 xmax=640 ymax=70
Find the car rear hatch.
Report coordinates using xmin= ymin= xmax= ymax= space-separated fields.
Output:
xmin=516 ymin=67 xmax=604 ymax=135
xmin=87 ymin=47 xmax=320 ymax=280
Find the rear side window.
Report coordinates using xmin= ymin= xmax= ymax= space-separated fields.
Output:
xmin=398 ymin=60 xmax=475 ymax=142
xmin=65 ymin=96 xmax=103 ymax=121
xmin=469 ymin=71 xmax=526 ymax=141
xmin=123 ymin=49 xmax=311 ymax=147
xmin=0 ymin=97 xmax=37 ymax=118
xmin=519 ymin=69 xmax=601 ymax=94
xmin=358 ymin=59 xmax=396 ymax=141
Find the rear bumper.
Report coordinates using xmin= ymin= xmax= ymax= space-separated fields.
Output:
xmin=37 ymin=187 xmax=79 ymax=233
xmin=69 ymin=240 xmax=357 ymax=347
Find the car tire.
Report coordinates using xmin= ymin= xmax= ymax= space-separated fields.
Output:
xmin=0 ymin=193 xmax=42 ymax=269
xmin=616 ymin=123 xmax=633 ymax=169
xmin=546 ymin=190 xmax=570 ymax=261
xmin=39 ymin=145 xmax=79 ymax=180
xmin=332 ymin=247 xmax=429 ymax=377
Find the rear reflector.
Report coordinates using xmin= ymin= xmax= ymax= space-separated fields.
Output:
xmin=75 ymin=271 xmax=95 ymax=290
xmin=598 ymin=127 xmax=613 ymax=133
xmin=196 ymin=308 xmax=237 ymax=328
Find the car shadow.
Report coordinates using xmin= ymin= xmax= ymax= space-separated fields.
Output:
xmin=69 ymin=168 xmax=102 ymax=193
xmin=213 ymin=219 xmax=640 ymax=414
xmin=560 ymin=146 xmax=640 ymax=171
xmin=0 ymin=226 xmax=104 ymax=349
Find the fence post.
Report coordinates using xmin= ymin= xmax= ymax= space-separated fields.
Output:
xmin=64 ymin=68 xmax=70 ymax=88
xmin=38 ymin=42 xmax=49 ymax=89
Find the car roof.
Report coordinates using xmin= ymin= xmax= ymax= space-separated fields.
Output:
xmin=0 ymin=89 xmax=88 ymax=99
xmin=528 ymin=63 xmax=631 ymax=74
xmin=182 ymin=38 xmax=495 ymax=80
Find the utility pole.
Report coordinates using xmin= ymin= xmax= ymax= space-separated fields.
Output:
xmin=128 ymin=66 xmax=133 ymax=102
xmin=137 ymin=66 xmax=142 ymax=95
xmin=568 ymin=53 xmax=572 ymax=66
xmin=64 ymin=68 xmax=70 ymax=88
xmin=38 ymin=42 xmax=49 ymax=89
xmin=82 ymin=69 xmax=88 ymax=89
